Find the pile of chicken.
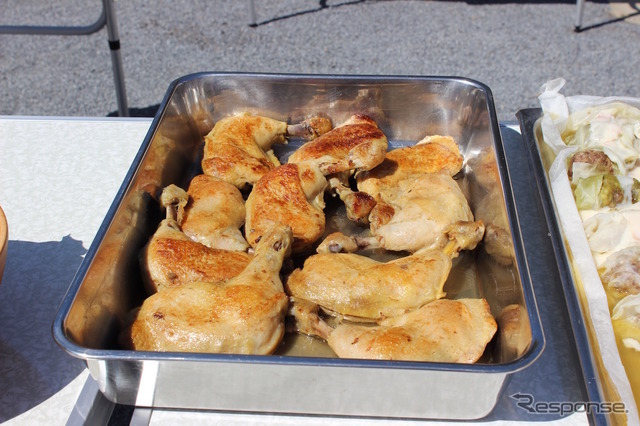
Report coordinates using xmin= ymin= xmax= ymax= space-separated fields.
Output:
xmin=120 ymin=112 xmax=497 ymax=363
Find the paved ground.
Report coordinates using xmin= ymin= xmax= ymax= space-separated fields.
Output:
xmin=1 ymin=0 xmax=639 ymax=121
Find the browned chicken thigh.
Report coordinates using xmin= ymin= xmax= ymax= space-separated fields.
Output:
xmin=245 ymin=163 xmax=327 ymax=253
xmin=163 ymin=174 xmax=249 ymax=252
xmin=320 ymin=174 xmax=480 ymax=254
xmin=474 ymin=188 xmax=514 ymax=265
xmin=287 ymin=114 xmax=388 ymax=175
xmin=356 ymin=134 xmax=463 ymax=195
xmin=287 ymin=221 xmax=483 ymax=325
xmin=327 ymin=298 xmax=497 ymax=363
xmin=286 ymin=248 xmax=450 ymax=322
xmin=141 ymin=182 xmax=252 ymax=293
xmin=202 ymin=112 xmax=331 ymax=189
xmin=318 ymin=135 xmax=478 ymax=253
xmin=366 ymin=173 xmax=476 ymax=252
xmin=287 ymin=114 xmax=387 ymax=223
xmin=126 ymin=225 xmax=292 ymax=354
xmin=331 ymin=134 xmax=462 ymax=225
xmin=140 ymin=218 xmax=250 ymax=294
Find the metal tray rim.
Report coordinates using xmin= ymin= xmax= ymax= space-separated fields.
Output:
xmin=516 ymin=107 xmax=608 ymax=417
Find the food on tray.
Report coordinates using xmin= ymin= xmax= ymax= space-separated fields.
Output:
xmin=360 ymin=173 xmax=478 ymax=253
xmin=325 ymin=298 xmax=497 ymax=363
xmin=164 ymin=174 xmax=250 ymax=251
xmin=310 ymin=134 xmax=481 ymax=255
xmin=496 ymin=304 xmax=532 ymax=360
xmin=539 ymin=86 xmax=640 ymax=415
xmin=562 ymin=102 xmax=640 ymax=173
xmin=326 ymin=173 xmax=378 ymax=224
xmin=470 ymin=147 xmax=501 ymax=192
xmin=286 ymin=221 xmax=484 ymax=323
xmin=357 ymin=135 xmax=463 ymax=186
xmin=201 ymin=112 xmax=332 ymax=189
xmin=140 ymin=182 xmax=252 ymax=293
xmin=286 ymin=249 xmax=450 ymax=323
xmin=611 ymin=294 xmax=640 ymax=408
xmin=467 ymin=148 xmax=515 ymax=266
xmin=561 ymin=103 xmax=640 ymax=299
xmin=124 ymin=225 xmax=292 ymax=354
xmin=124 ymin=112 xmax=499 ymax=364
xmin=347 ymin=135 xmax=476 ymax=253
xmin=287 ymin=113 xmax=388 ymax=224
xmin=602 ymin=246 xmax=640 ymax=300
xmin=567 ymin=149 xmax=618 ymax=180
xmin=141 ymin=218 xmax=251 ymax=294
xmin=287 ymin=113 xmax=388 ymax=175
xmin=245 ymin=162 xmax=327 ymax=254
xmin=323 ymin=135 xmax=462 ymax=226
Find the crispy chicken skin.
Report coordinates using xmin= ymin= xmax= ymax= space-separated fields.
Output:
xmin=202 ymin=112 xmax=288 ymax=188
xmin=285 ymin=248 xmax=449 ymax=322
xmin=140 ymin=219 xmax=251 ymax=294
xmin=126 ymin=226 xmax=292 ymax=354
xmin=288 ymin=114 xmax=388 ymax=175
xmin=202 ymin=112 xmax=332 ymax=189
xmin=245 ymin=163 xmax=327 ymax=254
xmin=328 ymin=134 xmax=471 ymax=243
xmin=327 ymin=298 xmax=497 ymax=363
xmin=356 ymin=134 xmax=463 ymax=197
xmin=178 ymin=174 xmax=249 ymax=252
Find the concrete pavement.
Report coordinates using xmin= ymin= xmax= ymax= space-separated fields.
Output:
xmin=1 ymin=0 xmax=639 ymax=121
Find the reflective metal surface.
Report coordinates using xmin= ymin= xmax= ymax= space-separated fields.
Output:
xmin=53 ymin=73 xmax=544 ymax=420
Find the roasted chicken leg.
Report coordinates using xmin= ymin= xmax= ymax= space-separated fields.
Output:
xmin=163 ymin=174 xmax=250 ymax=252
xmin=288 ymin=221 xmax=483 ymax=323
xmin=356 ymin=134 xmax=463 ymax=195
xmin=126 ymin=225 xmax=293 ymax=354
xmin=245 ymin=163 xmax=327 ymax=253
xmin=286 ymin=247 xmax=450 ymax=322
xmin=319 ymin=174 xmax=480 ymax=254
xmin=140 ymin=218 xmax=251 ymax=294
xmin=320 ymin=134 xmax=473 ymax=250
xmin=288 ymin=114 xmax=388 ymax=175
xmin=367 ymin=173 xmax=476 ymax=252
xmin=327 ymin=298 xmax=497 ymax=363
xmin=202 ymin=112 xmax=331 ymax=189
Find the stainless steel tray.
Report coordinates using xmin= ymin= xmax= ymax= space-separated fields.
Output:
xmin=53 ymin=73 xmax=544 ymax=420
xmin=517 ymin=108 xmax=609 ymax=425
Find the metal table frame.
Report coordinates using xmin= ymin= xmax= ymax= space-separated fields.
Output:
xmin=0 ymin=0 xmax=129 ymax=117
xmin=575 ymin=0 xmax=586 ymax=31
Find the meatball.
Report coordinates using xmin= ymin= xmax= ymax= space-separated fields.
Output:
xmin=567 ymin=149 xmax=616 ymax=181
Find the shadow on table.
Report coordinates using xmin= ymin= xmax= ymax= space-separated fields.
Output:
xmin=107 ymin=104 xmax=160 ymax=118
xmin=0 ymin=236 xmax=87 ymax=423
